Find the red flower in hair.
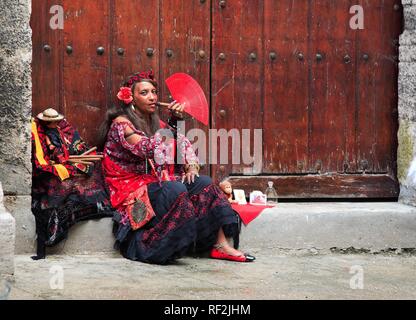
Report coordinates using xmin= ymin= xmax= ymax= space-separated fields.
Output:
xmin=117 ymin=87 xmax=133 ymax=104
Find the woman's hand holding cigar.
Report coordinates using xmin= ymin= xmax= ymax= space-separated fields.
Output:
xmin=157 ymin=100 xmax=185 ymax=118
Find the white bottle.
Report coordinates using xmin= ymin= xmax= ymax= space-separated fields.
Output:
xmin=265 ymin=181 xmax=278 ymax=203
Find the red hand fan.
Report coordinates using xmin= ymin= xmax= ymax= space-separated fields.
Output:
xmin=163 ymin=73 xmax=209 ymax=126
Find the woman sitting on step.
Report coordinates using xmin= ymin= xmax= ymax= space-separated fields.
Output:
xmin=97 ymin=70 xmax=255 ymax=264
xmin=31 ymin=108 xmax=115 ymax=260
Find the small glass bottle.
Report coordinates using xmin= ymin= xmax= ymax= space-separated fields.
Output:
xmin=265 ymin=181 xmax=278 ymax=203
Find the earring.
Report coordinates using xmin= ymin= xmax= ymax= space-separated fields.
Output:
xmin=131 ymin=105 xmax=135 ymax=111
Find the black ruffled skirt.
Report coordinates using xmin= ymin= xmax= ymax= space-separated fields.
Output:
xmin=113 ymin=175 xmax=240 ymax=264
xmin=32 ymin=163 xmax=115 ymax=247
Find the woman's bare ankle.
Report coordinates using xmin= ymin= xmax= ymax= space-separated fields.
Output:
xmin=213 ymin=242 xmax=243 ymax=256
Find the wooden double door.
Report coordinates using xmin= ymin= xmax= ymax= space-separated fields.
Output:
xmin=32 ymin=0 xmax=403 ymax=198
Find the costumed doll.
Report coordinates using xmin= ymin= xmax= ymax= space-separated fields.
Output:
xmin=31 ymin=108 xmax=115 ymax=260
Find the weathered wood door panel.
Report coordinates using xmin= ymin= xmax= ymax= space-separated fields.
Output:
xmin=111 ymin=0 xmax=160 ymax=107
xmin=32 ymin=0 xmax=210 ymax=150
xmin=211 ymin=0 xmax=264 ymax=176
xmin=356 ymin=0 xmax=401 ymax=175
xmin=32 ymin=0 xmax=402 ymax=198
xmin=62 ymin=0 xmax=111 ymax=145
xmin=159 ymin=0 xmax=211 ymax=174
xmin=263 ymin=0 xmax=309 ymax=174
xmin=213 ymin=0 xmax=401 ymax=198
xmin=308 ymin=0 xmax=357 ymax=174
xmin=31 ymin=0 xmax=62 ymax=117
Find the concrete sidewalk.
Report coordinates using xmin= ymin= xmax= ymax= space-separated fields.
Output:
xmin=5 ymin=251 xmax=416 ymax=300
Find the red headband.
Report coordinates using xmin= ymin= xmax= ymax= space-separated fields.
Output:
xmin=126 ymin=70 xmax=155 ymax=87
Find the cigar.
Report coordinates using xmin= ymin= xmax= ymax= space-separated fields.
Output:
xmin=68 ymin=158 xmax=101 ymax=162
xmin=156 ymin=102 xmax=171 ymax=107
xmin=81 ymin=147 xmax=97 ymax=156
xmin=68 ymin=160 xmax=93 ymax=165
xmin=69 ymin=154 xmax=103 ymax=159
xmin=78 ymin=158 xmax=102 ymax=161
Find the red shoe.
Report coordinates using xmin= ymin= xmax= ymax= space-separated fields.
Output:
xmin=210 ymin=248 xmax=255 ymax=262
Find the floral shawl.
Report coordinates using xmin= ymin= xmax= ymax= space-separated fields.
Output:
xmin=102 ymin=120 xmax=199 ymax=230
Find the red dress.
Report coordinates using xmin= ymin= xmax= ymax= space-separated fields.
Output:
xmin=102 ymin=120 xmax=240 ymax=264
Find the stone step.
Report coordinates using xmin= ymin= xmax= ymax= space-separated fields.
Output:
xmin=8 ymin=200 xmax=416 ymax=255
xmin=49 ymin=218 xmax=115 ymax=255
xmin=239 ymin=202 xmax=416 ymax=253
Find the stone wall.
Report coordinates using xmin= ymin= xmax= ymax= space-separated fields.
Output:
xmin=0 ymin=0 xmax=33 ymax=254
xmin=0 ymin=0 xmax=32 ymax=194
xmin=0 ymin=183 xmax=15 ymax=277
xmin=398 ymin=0 xmax=416 ymax=206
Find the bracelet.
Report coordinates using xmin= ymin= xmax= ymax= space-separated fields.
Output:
xmin=185 ymin=163 xmax=200 ymax=173
xmin=172 ymin=110 xmax=184 ymax=119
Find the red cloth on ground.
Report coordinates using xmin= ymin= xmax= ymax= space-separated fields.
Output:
xmin=231 ymin=204 xmax=274 ymax=226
